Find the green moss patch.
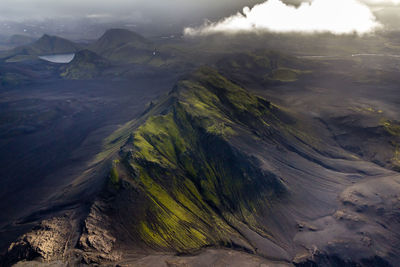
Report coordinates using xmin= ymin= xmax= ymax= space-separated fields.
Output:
xmin=268 ymin=68 xmax=302 ymax=82
xmin=382 ymin=120 xmax=400 ymax=137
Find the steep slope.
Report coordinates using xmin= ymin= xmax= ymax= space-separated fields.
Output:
xmin=321 ymin=112 xmax=400 ymax=172
xmin=103 ymin=67 xmax=288 ymax=251
xmin=60 ymin=49 xmax=111 ymax=79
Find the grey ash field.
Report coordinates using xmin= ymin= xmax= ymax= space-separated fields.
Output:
xmin=0 ymin=29 xmax=400 ymax=266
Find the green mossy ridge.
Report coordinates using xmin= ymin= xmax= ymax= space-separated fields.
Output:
xmin=190 ymin=67 xmax=266 ymax=115
xmin=380 ymin=120 xmax=400 ymax=170
xmin=61 ymin=49 xmax=110 ymax=79
xmin=393 ymin=145 xmax=400 ymax=168
xmin=133 ymin=112 xmax=186 ymax=168
xmin=216 ymin=50 xmax=312 ymax=86
xmin=217 ymin=51 xmax=273 ymax=72
xmin=136 ymin=165 xmax=219 ymax=251
xmin=110 ymin=167 xmax=119 ymax=184
xmin=114 ymin=68 xmax=286 ymax=251
xmin=178 ymin=67 xmax=279 ymax=137
xmin=382 ymin=120 xmax=400 ymax=137
xmin=268 ymin=68 xmax=301 ymax=82
xmin=110 ymin=160 xmax=120 ymax=185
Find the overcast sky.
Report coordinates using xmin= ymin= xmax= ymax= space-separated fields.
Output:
xmin=0 ymin=0 xmax=397 ymax=20
xmin=0 ymin=0 xmax=262 ymax=22
xmin=0 ymin=0 xmax=399 ymax=35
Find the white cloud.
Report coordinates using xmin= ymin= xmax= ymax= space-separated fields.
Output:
xmin=362 ymin=0 xmax=400 ymax=5
xmin=184 ymin=0 xmax=382 ymax=36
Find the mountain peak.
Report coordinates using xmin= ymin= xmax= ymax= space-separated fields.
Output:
xmin=29 ymin=34 xmax=80 ymax=55
xmin=91 ymin=28 xmax=150 ymax=55
xmin=36 ymin=34 xmax=61 ymax=43
xmin=102 ymin=28 xmax=146 ymax=40
xmin=4 ymin=34 xmax=80 ymax=58
xmin=40 ymin=33 xmax=51 ymax=39
xmin=36 ymin=34 xmax=67 ymax=43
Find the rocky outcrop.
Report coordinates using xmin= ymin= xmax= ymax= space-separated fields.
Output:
xmin=78 ymin=200 xmax=121 ymax=264
xmin=4 ymin=202 xmax=121 ymax=266
xmin=5 ymin=216 xmax=73 ymax=265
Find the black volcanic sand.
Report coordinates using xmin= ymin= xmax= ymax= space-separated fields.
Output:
xmin=224 ymin=55 xmax=400 ymax=265
xmin=0 ymin=75 xmax=177 ymax=252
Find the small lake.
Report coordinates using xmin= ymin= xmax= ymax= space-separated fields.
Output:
xmin=38 ymin=53 xmax=75 ymax=63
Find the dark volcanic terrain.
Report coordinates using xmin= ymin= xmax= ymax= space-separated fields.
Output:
xmin=0 ymin=30 xmax=400 ymax=266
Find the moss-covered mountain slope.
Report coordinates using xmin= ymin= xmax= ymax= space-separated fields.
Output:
xmin=60 ymin=49 xmax=110 ymax=79
xmin=95 ymin=67 xmax=293 ymax=255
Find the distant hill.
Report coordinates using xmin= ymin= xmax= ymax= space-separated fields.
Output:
xmin=216 ymin=51 xmax=313 ymax=86
xmin=1 ymin=34 xmax=81 ymax=62
xmin=89 ymin=29 xmax=155 ymax=64
xmin=60 ymin=49 xmax=110 ymax=79
xmin=23 ymin=34 xmax=81 ymax=55
xmin=91 ymin=29 xmax=149 ymax=53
